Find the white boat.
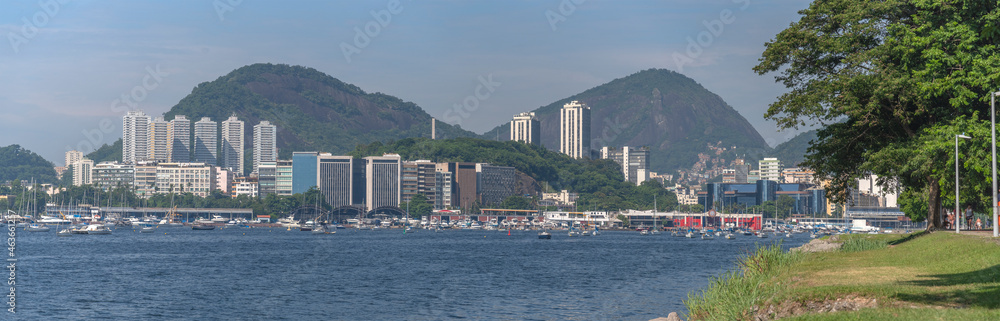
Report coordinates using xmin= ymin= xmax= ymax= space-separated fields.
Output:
xmin=58 ymin=227 xmax=73 ymax=237
xmin=83 ymin=224 xmax=112 ymax=235
xmin=685 ymin=232 xmax=695 ymax=238
xmin=568 ymin=230 xmax=581 ymax=237
xmin=701 ymin=233 xmax=714 ymax=240
xmin=25 ymin=224 xmax=50 ymax=232
xmin=211 ymin=215 xmax=228 ymax=223
xmin=725 ymin=233 xmax=735 ymax=240
xmin=140 ymin=226 xmax=156 ymax=233
xmin=639 ymin=229 xmax=649 ymax=236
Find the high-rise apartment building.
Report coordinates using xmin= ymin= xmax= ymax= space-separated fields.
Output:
xmin=220 ymin=114 xmax=244 ymax=175
xmin=510 ymin=112 xmax=540 ymax=145
xmin=148 ymin=117 xmax=171 ymax=162
xmin=560 ymin=101 xmax=591 ymax=159
xmin=194 ymin=117 xmax=218 ymax=165
xmin=122 ymin=110 xmax=151 ymax=163
xmin=364 ymin=154 xmax=401 ymax=210
xmin=72 ymin=158 xmax=94 ymax=186
xmin=434 ymin=170 xmax=452 ymax=210
xmin=65 ymin=150 xmax=83 ymax=168
xmin=758 ymin=158 xmax=782 ymax=182
xmin=600 ymin=146 xmax=650 ymax=185
xmin=401 ymin=160 xmax=437 ymax=205
xmin=169 ymin=115 xmax=191 ymax=162
xmin=253 ymin=120 xmax=277 ymax=175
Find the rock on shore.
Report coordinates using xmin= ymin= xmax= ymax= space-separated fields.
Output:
xmin=791 ymin=235 xmax=841 ymax=253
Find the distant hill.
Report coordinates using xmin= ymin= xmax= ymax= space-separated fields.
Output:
xmin=164 ymin=63 xmax=479 ymax=161
xmin=768 ymin=130 xmax=817 ymax=168
xmin=482 ymin=69 xmax=770 ymax=173
xmin=85 ymin=139 xmax=122 ymax=164
xmin=0 ymin=144 xmax=57 ymax=184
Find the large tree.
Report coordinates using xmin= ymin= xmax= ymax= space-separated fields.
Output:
xmin=755 ymin=0 xmax=1000 ymax=230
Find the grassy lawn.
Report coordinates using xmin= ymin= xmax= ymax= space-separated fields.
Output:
xmin=685 ymin=231 xmax=1000 ymax=320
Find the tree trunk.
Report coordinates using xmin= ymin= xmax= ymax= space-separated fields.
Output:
xmin=927 ymin=177 xmax=941 ymax=231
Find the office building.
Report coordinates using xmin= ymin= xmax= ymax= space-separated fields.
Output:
xmin=257 ymin=161 xmax=277 ymax=196
xmin=169 ymin=115 xmax=191 ymax=162
xmin=510 ymin=112 xmax=540 ymax=145
xmin=194 ymin=117 xmax=218 ymax=165
xmin=276 ymin=160 xmax=293 ymax=196
xmin=253 ymin=120 xmax=277 ymax=175
xmin=476 ymin=163 xmax=516 ymax=206
xmin=220 ymin=114 xmax=244 ymax=175
xmin=292 ymin=152 xmax=318 ymax=194
xmin=759 ymin=158 xmax=782 ymax=182
xmin=92 ymin=162 xmax=134 ymax=191
xmin=437 ymin=162 xmax=479 ymax=212
xmin=600 ymin=146 xmax=650 ymax=185
xmin=148 ymin=117 xmax=171 ymax=162
xmin=72 ymin=158 xmax=94 ymax=186
xmin=364 ymin=154 xmax=401 ymax=210
xmin=560 ymin=100 xmax=591 ymax=159
xmin=317 ymin=154 xmax=363 ymax=208
xmin=122 ymin=110 xmax=151 ymax=163
xmin=402 ymin=160 xmax=437 ymax=205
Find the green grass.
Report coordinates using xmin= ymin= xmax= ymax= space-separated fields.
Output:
xmin=685 ymin=232 xmax=1000 ymax=320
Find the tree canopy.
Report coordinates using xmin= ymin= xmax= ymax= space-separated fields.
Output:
xmin=755 ymin=0 xmax=1000 ymax=229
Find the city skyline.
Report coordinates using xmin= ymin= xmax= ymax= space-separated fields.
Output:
xmin=0 ymin=1 xmax=815 ymax=164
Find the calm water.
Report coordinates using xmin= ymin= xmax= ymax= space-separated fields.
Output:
xmin=9 ymin=227 xmax=810 ymax=320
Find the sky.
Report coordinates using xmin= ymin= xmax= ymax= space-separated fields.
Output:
xmin=0 ymin=0 xmax=814 ymax=166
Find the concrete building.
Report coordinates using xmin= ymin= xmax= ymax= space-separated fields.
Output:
xmin=65 ymin=150 xmax=83 ymax=168
xmin=292 ymin=152 xmax=318 ymax=194
xmin=253 ymin=120 xmax=277 ymax=175
xmin=560 ymin=101 xmax=591 ymax=159
xmin=510 ymin=112 xmax=540 ymax=145
xmin=732 ymin=159 xmax=751 ymax=184
xmin=600 ymin=146 xmax=650 ymax=185
xmin=220 ymin=114 xmax=244 ymax=175
xmin=122 ymin=110 xmax=151 ymax=163
xmin=169 ymin=115 xmax=191 ymax=163
xmin=434 ymin=170 xmax=452 ymax=210
xmin=276 ymin=160 xmax=293 ymax=196
xmin=257 ymin=161 xmax=277 ymax=196
xmin=92 ymin=162 xmax=134 ymax=190
xmin=782 ymin=168 xmax=816 ymax=185
xmin=152 ymin=163 xmax=216 ymax=197
xmin=148 ymin=117 xmax=171 ymax=163
xmin=402 ymin=160 xmax=437 ymax=206
xmin=133 ymin=163 xmax=157 ymax=197
xmin=231 ymin=176 xmax=258 ymax=198
xmin=194 ymin=117 xmax=218 ymax=166
xmin=216 ymin=168 xmax=233 ymax=195
xmin=72 ymin=158 xmax=94 ymax=186
xmin=541 ymin=190 xmax=578 ymax=206
xmin=437 ymin=162 xmax=479 ymax=212
xmin=758 ymin=158 xmax=782 ymax=182
xmin=476 ymin=163 xmax=516 ymax=206
xmin=317 ymin=155 xmax=364 ymax=208
xmin=364 ymin=154 xmax=401 ymax=210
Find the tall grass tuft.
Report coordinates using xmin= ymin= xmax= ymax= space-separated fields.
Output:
xmin=840 ymin=237 xmax=888 ymax=252
xmin=683 ymin=243 xmax=800 ymax=320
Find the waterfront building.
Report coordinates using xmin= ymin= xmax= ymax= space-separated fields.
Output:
xmin=231 ymin=176 xmax=258 ymax=198
xmin=317 ymin=154 xmax=364 ymax=208
xmin=402 ymin=160 xmax=437 ymax=205
xmin=437 ymin=162 xmax=479 ymax=212
xmin=253 ymin=120 xmax=277 ymax=175
xmin=216 ymin=168 xmax=233 ymax=194
xmin=257 ymin=161 xmax=277 ymax=196
xmin=220 ymin=114 xmax=244 ymax=175
xmin=698 ymin=181 xmax=826 ymax=215
xmin=510 ymin=112 xmax=540 ymax=145
xmin=65 ymin=150 xmax=83 ymax=168
xmin=476 ymin=163 xmax=515 ymax=206
xmin=152 ymin=163 xmax=216 ymax=197
xmin=92 ymin=162 xmax=134 ymax=191
xmin=364 ymin=154 xmax=401 ymax=210
xmin=193 ymin=117 xmax=218 ymax=166
xmin=758 ymin=158 xmax=782 ymax=182
xmin=72 ymin=158 xmax=94 ymax=186
xmin=600 ymin=146 xmax=650 ymax=185
xmin=541 ymin=190 xmax=578 ymax=206
xmin=292 ymin=152 xmax=318 ymax=194
xmin=560 ymin=100 xmax=591 ymax=159
xmin=148 ymin=117 xmax=171 ymax=162
xmin=122 ymin=110 xmax=151 ymax=163
xmin=276 ymin=160 xmax=293 ymax=196
xmin=169 ymin=115 xmax=191 ymax=163
xmin=133 ymin=163 xmax=157 ymax=197
xmin=434 ymin=170 xmax=452 ymax=210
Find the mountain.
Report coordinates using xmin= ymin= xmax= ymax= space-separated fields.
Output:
xmin=85 ymin=139 xmax=123 ymax=164
xmin=0 ymin=144 xmax=58 ymax=184
xmin=768 ymin=130 xmax=817 ymax=168
xmin=483 ymin=69 xmax=770 ymax=173
xmin=164 ymin=63 xmax=479 ymax=160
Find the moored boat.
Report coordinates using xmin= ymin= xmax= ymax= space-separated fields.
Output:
xmin=538 ymin=231 xmax=552 ymax=239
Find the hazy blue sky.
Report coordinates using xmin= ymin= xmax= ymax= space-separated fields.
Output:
xmin=0 ymin=0 xmax=813 ymax=166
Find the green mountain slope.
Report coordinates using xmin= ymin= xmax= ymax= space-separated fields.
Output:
xmin=164 ymin=63 xmax=479 ymax=159
xmin=483 ymin=68 xmax=770 ymax=173
xmin=0 ymin=144 xmax=57 ymax=184
xmin=768 ymin=130 xmax=817 ymax=167
xmin=85 ymin=139 xmax=122 ymax=164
